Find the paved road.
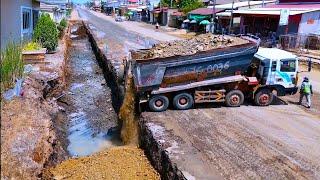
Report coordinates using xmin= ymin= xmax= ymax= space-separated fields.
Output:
xmin=87 ymin=9 xmax=181 ymax=42
xmin=77 ymin=8 xmax=180 ymax=62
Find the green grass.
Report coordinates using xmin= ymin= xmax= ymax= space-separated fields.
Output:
xmin=1 ymin=42 xmax=24 ymax=93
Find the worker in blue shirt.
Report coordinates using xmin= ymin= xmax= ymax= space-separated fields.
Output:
xmin=299 ymin=77 xmax=313 ymax=108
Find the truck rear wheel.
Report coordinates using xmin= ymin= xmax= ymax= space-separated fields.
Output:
xmin=149 ymin=95 xmax=169 ymax=112
xmin=173 ymin=93 xmax=194 ymax=110
xmin=254 ymin=89 xmax=274 ymax=106
xmin=225 ymin=90 xmax=244 ymax=107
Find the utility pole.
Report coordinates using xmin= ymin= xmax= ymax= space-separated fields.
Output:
xmin=211 ymin=0 xmax=216 ymax=33
xmin=170 ymin=0 xmax=173 ymax=8
xmin=229 ymin=0 xmax=234 ymax=34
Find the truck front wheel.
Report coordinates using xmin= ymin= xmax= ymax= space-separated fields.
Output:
xmin=254 ymin=89 xmax=274 ymax=106
xmin=225 ymin=90 xmax=244 ymax=107
xmin=173 ymin=93 xmax=194 ymax=110
xmin=149 ymin=95 xmax=169 ymax=112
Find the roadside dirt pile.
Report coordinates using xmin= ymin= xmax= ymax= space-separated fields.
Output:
xmin=132 ymin=34 xmax=249 ymax=59
xmin=43 ymin=146 xmax=160 ymax=180
xmin=1 ymin=73 xmax=67 ymax=179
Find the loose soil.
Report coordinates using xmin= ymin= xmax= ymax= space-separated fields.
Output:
xmin=119 ymin=74 xmax=139 ymax=145
xmin=132 ymin=34 xmax=249 ymax=60
xmin=43 ymin=146 xmax=160 ymax=180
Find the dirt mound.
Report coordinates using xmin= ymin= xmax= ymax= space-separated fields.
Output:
xmin=43 ymin=146 xmax=160 ymax=180
xmin=1 ymin=75 xmax=67 ymax=179
xmin=131 ymin=34 xmax=249 ymax=60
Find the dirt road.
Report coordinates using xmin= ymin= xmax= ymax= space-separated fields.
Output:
xmin=142 ymin=100 xmax=320 ymax=179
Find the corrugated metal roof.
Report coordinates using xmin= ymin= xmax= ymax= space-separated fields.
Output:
xmin=215 ymin=0 xmax=240 ymax=5
xmin=37 ymin=0 xmax=67 ymax=5
xmin=233 ymin=8 xmax=320 ymax=15
xmin=210 ymin=0 xmax=276 ymax=9
xmin=189 ymin=8 xmax=223 ymax=15
xmin=267 ymin=3 xmax=320 ymax=9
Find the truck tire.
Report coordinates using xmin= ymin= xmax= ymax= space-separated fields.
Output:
xmin=225 ymin=90 xmax=244 ymax=107
xmin=149 ymin=95 xmax=169 ymax=112
xmin=254 ymin=89 xmax=274 ymax=106
xmin=173 ymin=93 xmax=194 ymax=110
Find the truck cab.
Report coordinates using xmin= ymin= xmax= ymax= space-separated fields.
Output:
xmin=254 ymin=48 xmax=299 ymax=96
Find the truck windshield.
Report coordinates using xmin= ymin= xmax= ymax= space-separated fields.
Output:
xmin=280 ymin=59 xmax=296 ymax=72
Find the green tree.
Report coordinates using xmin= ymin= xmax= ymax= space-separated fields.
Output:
xmin=33 ymin=13 xmax=59 ymax=51
xmin=159 ymin=0 xmax=178 ymax=8
xmin=180 ymin=0 xmax=203 ymax=13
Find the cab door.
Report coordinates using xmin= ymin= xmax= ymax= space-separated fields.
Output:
xmin=264 ymin=60 xmax=277 ymax=85
xmin=275 ymin=59 xmax=297 ymax=88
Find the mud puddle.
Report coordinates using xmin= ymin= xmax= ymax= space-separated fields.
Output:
xmin=67 ymin=111 xmax=122 ymax=157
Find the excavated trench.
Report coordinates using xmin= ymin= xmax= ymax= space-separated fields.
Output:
xmin=45 ymin=21 xmax=159 ymax=179
xmin=55 ymin=22 xmax=121 ymax=157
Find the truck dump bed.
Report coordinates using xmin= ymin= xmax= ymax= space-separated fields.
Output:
xmin=131 ymin=34 xmax=260 ymax=93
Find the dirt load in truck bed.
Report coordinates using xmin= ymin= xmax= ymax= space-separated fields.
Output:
xmin=131 ymin=34 xmax=249 ymax=60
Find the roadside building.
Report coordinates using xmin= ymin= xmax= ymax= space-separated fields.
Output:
xmin=168 ymin=10 xmax=184 ymax=28
xmin=233 ymin=1 xmax=320 ymax=36
xmin=213 ymin=0 xmax=277 ymax=33
xmin=40 ymin=1 xmax=68 ymax=23
xmin=232 ymin=0 xmax=320 ymax=48
xmin=186 ymin=7 xmax=224 ymax=32
xmin=1 ymin=0 xmax=40 ymax=49
xmin=149 ymin=7 xmax=169 ymax=25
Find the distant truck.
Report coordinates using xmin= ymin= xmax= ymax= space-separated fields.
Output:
xmin=130 ymin=36 xmax=299 ymax=112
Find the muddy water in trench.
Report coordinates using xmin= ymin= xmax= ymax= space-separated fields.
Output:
xmin=46 ymin=23 xmax=160 ymax=179
xmin=64 ymin=31 xmax=121 ymax=157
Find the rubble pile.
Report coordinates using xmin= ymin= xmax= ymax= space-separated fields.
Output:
xmin=132 ymin=34 xmax=249 ymax=59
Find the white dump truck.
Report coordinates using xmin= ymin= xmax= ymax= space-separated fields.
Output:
xmin=131 ymin=36 xmax=299 ymax=111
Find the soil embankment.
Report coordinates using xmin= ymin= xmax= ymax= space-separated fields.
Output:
xmin=1 ymin=33 xmax=69 ymax=179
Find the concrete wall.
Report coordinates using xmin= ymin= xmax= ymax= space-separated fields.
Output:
xmin=1 ymin=0 xmax=40 ymax=49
